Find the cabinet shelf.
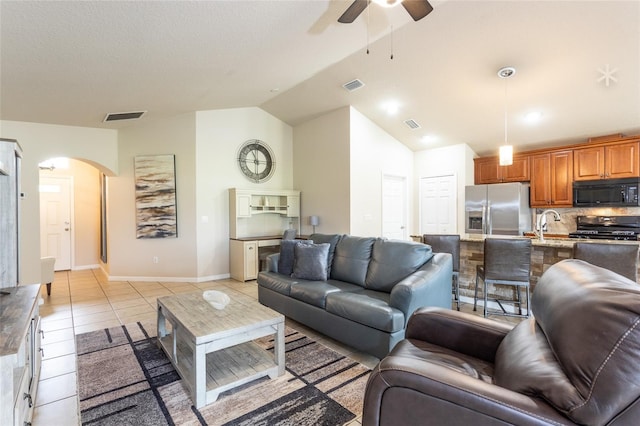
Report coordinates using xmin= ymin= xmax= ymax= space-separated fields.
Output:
xmin=250 ymin=205 xmax=288 ymax=214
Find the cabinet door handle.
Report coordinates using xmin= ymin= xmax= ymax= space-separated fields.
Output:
xmin=40 ymin=329 xmax=44 ymax=339
xmin=248 ymin=246 xmax=254 ymax=250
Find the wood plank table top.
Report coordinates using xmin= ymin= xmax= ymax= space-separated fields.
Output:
xmin=157 ymin=289 xmax=282 ymax=344
xmin=156 ymin=288 xmax=285 ymax=408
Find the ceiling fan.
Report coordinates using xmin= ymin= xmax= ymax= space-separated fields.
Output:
xmin=338 ymin=0 xmax=433 ymax=23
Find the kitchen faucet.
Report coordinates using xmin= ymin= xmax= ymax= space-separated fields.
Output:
xmin=536 ymin=209 xmax=561 ymax=241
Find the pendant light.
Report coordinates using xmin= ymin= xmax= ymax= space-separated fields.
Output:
xmin=498 ymin=66 xmax=516 ymax=166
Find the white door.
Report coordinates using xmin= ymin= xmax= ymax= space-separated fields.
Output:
xmin=382 ymin=174 xmax=407 ymax=240
xmin=39 ymin=176 xmax=72 ymax=270
xmin=420 ymin=175 xmax=457 ymax=234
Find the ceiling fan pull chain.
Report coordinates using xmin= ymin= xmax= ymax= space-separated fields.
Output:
xmin=366 ymin=2 xmax=370 ymax=54
xmin=390 ymin=25 xmax=394 ymax=60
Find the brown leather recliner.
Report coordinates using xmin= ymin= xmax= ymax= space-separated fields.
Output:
xmin=363 ymin=259 xmax=640 ymax=426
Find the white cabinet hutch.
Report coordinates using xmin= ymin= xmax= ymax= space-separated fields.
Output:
xmin=0 ymin=139 xmax=42 ymax=426
xmin=229 ymin=188 xmax=300 ymax=281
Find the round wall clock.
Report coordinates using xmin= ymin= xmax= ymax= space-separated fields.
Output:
xmin=237 ymin=139 xmax=275 ymax=183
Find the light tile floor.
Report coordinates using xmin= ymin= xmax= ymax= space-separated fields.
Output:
xmin=32 ymin=269 xmax=519 ymax=426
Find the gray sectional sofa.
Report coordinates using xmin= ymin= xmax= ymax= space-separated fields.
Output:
xmin=257 ymin=233 xmax=453 ymax=359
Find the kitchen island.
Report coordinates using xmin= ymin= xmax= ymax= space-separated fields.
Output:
xmin=457 ymin=234 xmax=639 ymax=310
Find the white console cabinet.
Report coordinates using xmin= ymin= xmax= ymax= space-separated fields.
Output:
xmin=229 ymin=188 xmax=300 ymax=281
xmin=0 ymin=285 xmax=42 ymax=426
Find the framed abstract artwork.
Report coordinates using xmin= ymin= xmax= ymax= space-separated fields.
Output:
xmin=134 ymin=155 xmax=177 ymax=239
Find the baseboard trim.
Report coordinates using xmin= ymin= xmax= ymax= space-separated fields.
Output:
xmin=72 ymin=264 xmax=100 ymax=271
xmin=106 ymin=273 xmax=231 ymax=283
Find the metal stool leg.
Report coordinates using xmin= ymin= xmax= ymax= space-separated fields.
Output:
xmin=483 ymin=279 xmax=489 ymax=318
xmin=473 ymin=274 xmax=480 ymax=311
xmin=453 ymin=273 xmax=460 ymax=311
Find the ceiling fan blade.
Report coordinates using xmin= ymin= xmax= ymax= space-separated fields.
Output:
xmin=338 ymin=0 xmax=370 ymax=24
xmin=401 ymin=0 xmax=434 ymax=21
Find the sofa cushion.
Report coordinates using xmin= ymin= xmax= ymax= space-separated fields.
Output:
xmin=257 ymin=271 xmax=298 ymax=296
xmin=494 ymin=259 xmax=640 ymax=425
xmin=331 ymin=236 xmax=376 ymax=286
xmin=494 ymin=318 xmax=581 ymax=408
xmin=365 ymin=239 xmax=433 ymax=292
xmin=278 ymin=239 xmax=313 ymax=276
xmin=290 ymin=280 xmax=363 ymax=309
xmin=391 ymin=339 xmax=494 ymax=383
xmin=326 ymin=290 xmax=405 ymax=333
xmin=292 ymin=243 xmax=330 ymax=281
xmin=309 ymin=233 xmax=342 ymax=276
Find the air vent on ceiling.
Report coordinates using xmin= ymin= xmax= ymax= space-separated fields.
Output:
xmin=342 ymin=79 xmax=365 ymax=92
xmin=404 ymin=119 xmax=421 ymax=130
xmin=103 ymin=111 xmax=146 ymax=122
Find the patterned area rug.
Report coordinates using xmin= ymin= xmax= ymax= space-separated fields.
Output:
xmin=76 ymin=322 xmax=370 ymax=426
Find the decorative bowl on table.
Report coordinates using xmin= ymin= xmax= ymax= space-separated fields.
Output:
xmin=203 ymin=290 xmax=230 ymax=310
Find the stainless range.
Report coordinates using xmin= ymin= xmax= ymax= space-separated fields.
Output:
xmin=568 ymin=215 xmax=640 ymax=241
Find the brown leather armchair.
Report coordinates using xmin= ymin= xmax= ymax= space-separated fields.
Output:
xmin=363 ymin=259 xmax=640 ymax=426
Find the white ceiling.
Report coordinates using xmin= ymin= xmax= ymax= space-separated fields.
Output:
xmin=1 ymin=1 xmax=639 ymax=156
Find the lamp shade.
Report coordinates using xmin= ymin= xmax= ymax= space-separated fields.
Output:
xmin=499 ymin=145 xmax=513 ymax=166
xmin=309 ymin=215 xmax=320 ymax=226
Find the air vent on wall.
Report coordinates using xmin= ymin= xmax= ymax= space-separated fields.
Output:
xmin=342 ymin=79 xmax=365 ymax=92
xmin=103 ymin=111 xmax=146 ymax=122
xmin=404 ymin=119 xmax=421 ymax=130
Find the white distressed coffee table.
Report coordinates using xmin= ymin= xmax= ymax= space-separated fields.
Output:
xmin=156 ymin=290 xmax=285 ymax=408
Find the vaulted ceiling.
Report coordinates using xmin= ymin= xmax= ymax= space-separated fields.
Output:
xmin=1 ymin=1 xmax=639 ymax=156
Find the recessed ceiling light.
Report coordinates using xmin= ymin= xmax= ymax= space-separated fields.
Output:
xmin=383 ymin=101 xmax=399 ymax=115
xmin=421 ymin=135 xmax=438 ymax=144
xmin=524 ymin=111 xmax=543 ymax=124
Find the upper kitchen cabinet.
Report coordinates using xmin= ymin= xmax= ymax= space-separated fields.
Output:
xmin=474 ymin=154 xmax=530 ymax=184
xmin=573 ymin=140 xmax=640 ymax=181
xmin=530 ymin=150 xmax=573 ymax=207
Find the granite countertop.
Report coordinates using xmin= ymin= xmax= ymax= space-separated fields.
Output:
xmin=0 ymin=284 xmax=40 ymax=356
xmin=460 ymin=233 xmax=640 ymax=248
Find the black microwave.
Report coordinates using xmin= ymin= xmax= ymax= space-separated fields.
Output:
xmin=573 ymin=177 xmax=640 ymax=207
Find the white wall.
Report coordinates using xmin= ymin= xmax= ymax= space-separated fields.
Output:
xmin=293 ymin=107 xmax=351 ymax=235
xmin=109 ymin=113 xmax=197 ymax=280
xmin=413 ymin=143 xmax=476 ymax=234
xmin=195 ymin=107 xmax=293 ymax=279
xmin=0 ymin=120 xmax=118 ymax=284
xmin=349 ymin=107 xmax=414 ymax=237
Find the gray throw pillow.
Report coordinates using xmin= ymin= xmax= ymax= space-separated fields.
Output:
xmin=278 ymin=239 xmax=313 ymax=276
xmin=292 ymin=243 xmax=330 ymax=281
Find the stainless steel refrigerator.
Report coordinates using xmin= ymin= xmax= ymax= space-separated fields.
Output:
xmin=465 ymin=182 xmax=532 ymax=235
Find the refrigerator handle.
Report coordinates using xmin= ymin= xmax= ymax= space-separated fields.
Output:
xmin=482 ymin=203 xmax=487 ymax=234
xmin=486 ymin=201 xmax=492 ymax=234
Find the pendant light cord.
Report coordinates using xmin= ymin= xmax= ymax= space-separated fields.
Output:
xmin=504 ymin=78 xmax=508 ymax=145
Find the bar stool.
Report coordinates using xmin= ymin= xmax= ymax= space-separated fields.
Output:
xmin=474 ymin=238 xmax=532 ymax=318
xmin=573 ymin=242 xmax=639 ymax=282
xmin=423 ymin=234 xmax=460 ymax=310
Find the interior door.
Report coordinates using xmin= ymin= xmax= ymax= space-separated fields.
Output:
xmin=39 ymin=176 xmax=72 ymax=270
xmin=420 ymin=174 xmax=457 ymax=234
xmin=382 ymin=174 xmax=407 ymax=240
